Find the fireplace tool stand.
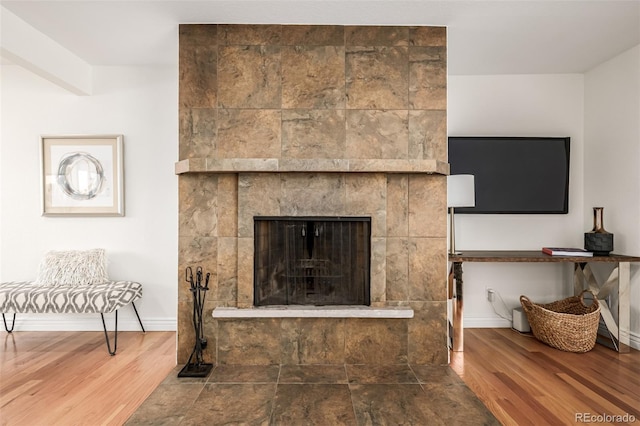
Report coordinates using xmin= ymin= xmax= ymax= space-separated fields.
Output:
xmin=178 ymin=266 xmax=213 ymax=378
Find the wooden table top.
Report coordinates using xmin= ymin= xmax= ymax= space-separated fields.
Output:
xmin=448 ymin=250 xmax=640 ymax=263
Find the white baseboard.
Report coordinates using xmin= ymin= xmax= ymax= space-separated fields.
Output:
xmin=464 ymin=317 xmax=512 ymax=328
xmin=597 ymin=323 xmax=640 ymax=351
xmin=631 ymin=331 xmax=640 ymax=350
xmin=1 ymin=314 xmax=176 ymax=332
xmin=465 ymin=317 xmax=640 ymax=351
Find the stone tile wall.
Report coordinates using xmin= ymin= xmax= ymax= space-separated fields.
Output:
xmin=178 ymin=24 xmax=449 ymax=365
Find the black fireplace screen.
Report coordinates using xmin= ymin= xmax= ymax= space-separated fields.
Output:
xmin=254 ymin=217 xmax=371 ymax=306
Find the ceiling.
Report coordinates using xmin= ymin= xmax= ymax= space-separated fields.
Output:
xmin=1 ymin=0 xmax=639 ymax=75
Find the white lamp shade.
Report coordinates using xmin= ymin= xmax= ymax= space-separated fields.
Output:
xmin=447 ymin=174 xmax=475 ymax=208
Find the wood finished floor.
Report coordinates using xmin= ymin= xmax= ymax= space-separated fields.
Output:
xmin=0 ymin=330 xmax=176 ymax=426
xmin=451 ymin=328 xmax=640 ymax=425
xmin=1 ymin=329 xmax=638 ymax=425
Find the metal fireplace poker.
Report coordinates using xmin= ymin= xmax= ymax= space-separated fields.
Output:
xmin=178 ymin=266 xmax=213 ymax=378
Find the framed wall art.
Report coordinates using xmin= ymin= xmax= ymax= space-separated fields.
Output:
xmin=41 ymin=135 xmax=124 ymax=216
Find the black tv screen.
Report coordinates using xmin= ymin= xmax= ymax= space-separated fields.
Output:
xmin=448 ymin=136 xmax=570 ymax=214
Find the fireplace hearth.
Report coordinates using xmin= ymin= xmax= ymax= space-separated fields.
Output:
xmin=254 ymin=217 xmax=371 ymax=306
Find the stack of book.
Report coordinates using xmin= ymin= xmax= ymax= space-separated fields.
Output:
xmin=542 ymin=247 xmax=593 ymax=257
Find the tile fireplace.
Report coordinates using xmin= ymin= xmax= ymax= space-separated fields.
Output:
xmin=177 ymin=24 xmax=450 ymax=366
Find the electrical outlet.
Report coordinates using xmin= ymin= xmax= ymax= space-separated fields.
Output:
xmin=487 ymin=288 xmax=495 ymax=302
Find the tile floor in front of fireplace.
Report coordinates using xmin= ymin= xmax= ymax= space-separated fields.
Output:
xmin=125 ymin=363 xmax=499 ymax=425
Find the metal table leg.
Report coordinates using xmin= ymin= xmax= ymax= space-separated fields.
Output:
xmin=448 ymin=262 xmax=464 ymax=352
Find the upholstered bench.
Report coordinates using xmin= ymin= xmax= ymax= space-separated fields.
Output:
xmin=0 ymin=249 xmax=144 ymax=355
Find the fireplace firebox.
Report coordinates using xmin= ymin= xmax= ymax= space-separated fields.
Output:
xmin=254 ymin=217 xmax=371 ymax=306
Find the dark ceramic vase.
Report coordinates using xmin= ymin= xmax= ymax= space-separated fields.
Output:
xmin=584 ymin=207 xmax=614 ymax=256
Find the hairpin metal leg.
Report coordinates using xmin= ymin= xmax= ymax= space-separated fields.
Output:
xmin=2 ymin=314 xmax=16 ymax=332
xmin=100 ymin=303 xmax=144 ymax=356
xmin=131 ymin=302 xmax=145 ymax=333
xmin=100 ymin=310 xmax=118 ymax=356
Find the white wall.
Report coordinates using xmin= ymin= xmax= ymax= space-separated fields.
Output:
xmin=0 ymin=64 xmax=178 ymax=331
xmin=3 ymin=47 xmax=638 ymax=348
xmin=449 ymin=54 xmax=640 ymax=350
xmin=584 ymin=45 xmax=640 ymax=344
xmin=448 ymin=74 xmax=585 ymax=327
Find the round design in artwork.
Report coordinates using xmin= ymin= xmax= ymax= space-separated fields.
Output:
xmin=56 ymin=152 xmax=106 ymax=200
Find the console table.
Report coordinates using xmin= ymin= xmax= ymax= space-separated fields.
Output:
xmin=448 ymin=250 xmax=640 ymax=353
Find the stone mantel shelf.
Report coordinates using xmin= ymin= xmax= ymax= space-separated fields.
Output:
xmin=175 ymin=158 xmax=450 ymax=175
xmin=213 ymin=306 xmax=414 ymax=319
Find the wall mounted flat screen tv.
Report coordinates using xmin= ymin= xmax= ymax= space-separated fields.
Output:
xmin=448 ymin=136 xmax=570 ymax=214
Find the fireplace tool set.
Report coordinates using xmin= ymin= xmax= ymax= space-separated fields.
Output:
xmin=178 ymin=266 xmax=213 ymax=377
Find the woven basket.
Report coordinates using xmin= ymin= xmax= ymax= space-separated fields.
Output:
xmin=520 ymin=290 xmax=601 ymax=353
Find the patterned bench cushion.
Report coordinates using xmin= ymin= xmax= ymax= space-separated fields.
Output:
xmin=0 ymin=281 xmax=142 ymax=314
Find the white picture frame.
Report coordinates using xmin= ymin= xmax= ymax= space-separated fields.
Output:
xmin=41 ymin=135 xmax=124 ymax=216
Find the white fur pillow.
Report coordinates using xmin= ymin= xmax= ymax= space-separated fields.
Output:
xmin=35 ymin=249 xmax=109 ymax=286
